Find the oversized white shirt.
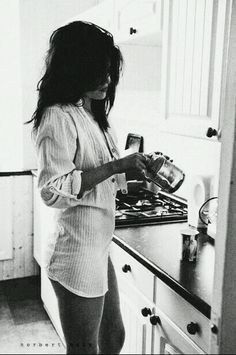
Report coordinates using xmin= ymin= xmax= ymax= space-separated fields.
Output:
xmin=34 ymin=103 xmax=127 ymax=297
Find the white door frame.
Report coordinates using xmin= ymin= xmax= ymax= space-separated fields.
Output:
xmin=210 ymin=0 xmax=236 ymax=353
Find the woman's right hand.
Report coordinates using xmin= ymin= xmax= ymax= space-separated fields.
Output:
xmin=112 ymin=153 xmax=150 ymax=176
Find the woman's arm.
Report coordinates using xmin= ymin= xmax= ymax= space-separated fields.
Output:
xmin=78 ymin=153 xmax=148 ymax=197
xmin=35 ymin=106 xmax=149 ymax=208
xmin=35 ymin=107 xmax=86 ymax=209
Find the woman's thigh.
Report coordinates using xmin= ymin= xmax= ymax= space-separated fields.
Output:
xmin=50 ymin=279 xmax=105 ymax=354
xmin=98 ymin=256 xmax=125 ymax=354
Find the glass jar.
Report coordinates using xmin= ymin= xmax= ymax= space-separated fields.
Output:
xmin=145 ymin=152 xmax=185 ymax=193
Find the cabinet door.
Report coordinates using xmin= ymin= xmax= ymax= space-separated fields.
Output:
xmin=161 ymin=0 xmax=228 ymax=140
xmin=0 ymin=177 xmax=13 ymax=260
xmin=118 ymin=282 xmax=153 ymax=355
xmin=114 ymin=0 xmax=162 ymax=44
xmin=33 ymin=176 xmax=56 ymax=267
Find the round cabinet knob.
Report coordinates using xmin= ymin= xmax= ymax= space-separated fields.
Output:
xmin=150 ymin=315 xmax=161 ymax=326
xmin=141 ymin=307 xmax=152 ymax=317
xmin=122 ymin=264 xmax=131 ymax=273
xmin=130 ymin=27 xmax=137 ymax=35
xmin=211 ymin=324 xmax=218 ymax=334
xmin=187 ymin=322 xmax=199 ymax=335
xmin=206 ymin=127 xmax=218 ymax=138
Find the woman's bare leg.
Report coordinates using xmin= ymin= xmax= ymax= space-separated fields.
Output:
xmin=98 ymin=257 xmax=125 ymax=354
xmin=50 ymin=279 xmax=105 ymax=355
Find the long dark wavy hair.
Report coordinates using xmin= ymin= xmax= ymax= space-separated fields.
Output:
xmin=25 ymin=21 xmax=123 ymax=132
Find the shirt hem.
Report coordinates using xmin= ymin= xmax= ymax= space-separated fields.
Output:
xmin=47 ymin=273 xmax=108 ymax=298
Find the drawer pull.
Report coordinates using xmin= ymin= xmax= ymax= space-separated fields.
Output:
xmin=122 ymin=264 xmax=131 ymax=273
xmin=206 ymin=127 xmax=219 ymax=138
xmin=141 ymin=307 xmax=152 ymax=317
xmin=130 ymin=27 xmax=137 ymax=35
xmin=150 ymin=315 xmax=161 ymax=326
xmin=211 ymin=324 xmax=218 ymax=334
xmin=187 ymin=322 xmax=199 ymax=335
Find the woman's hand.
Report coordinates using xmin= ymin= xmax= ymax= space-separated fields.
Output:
xmin=112 ymin=153 xmax=150 ymax=176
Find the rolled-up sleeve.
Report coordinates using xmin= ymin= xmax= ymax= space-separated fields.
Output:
xmin=35 ymin=106 xmax=87 ymax=209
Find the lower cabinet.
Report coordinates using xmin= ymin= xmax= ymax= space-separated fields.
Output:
xmin=119 ymin=286 xmax=153 ymax=354
xmin=38 ymin=233 xmax=208 ymax=354
xmin=111 ymin=241 xmax=207 ymax=354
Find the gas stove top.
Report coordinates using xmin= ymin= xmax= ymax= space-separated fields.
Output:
xmin=115 ymin=187 xmax=188 ymax=228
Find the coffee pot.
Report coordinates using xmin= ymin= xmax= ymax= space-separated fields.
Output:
xmin=144 ymin=152 xmax=185 ymax=193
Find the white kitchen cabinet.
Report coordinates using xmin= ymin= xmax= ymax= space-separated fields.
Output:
xmin=111 ymin=241 xmax=208 ymax=354
xmin=111 ymin=241 xmax=154 ymax=354
xmin=33 ymin=175 xmax=56 ymax=267
xmin=114 ymin=0 xmax=163 ymax=45
xmin=119 ymin=283 xmax=153 ymax=354
xmin=160 ymin=0 xmax=229 ymax=140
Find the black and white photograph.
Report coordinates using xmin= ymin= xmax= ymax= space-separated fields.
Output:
xmin=0 ymin=0 xmax=236 ymax=354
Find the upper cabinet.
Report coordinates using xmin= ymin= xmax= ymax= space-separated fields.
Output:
xmin=69 ymin=0 xmax=163 ymax=45
xmin=160 ymin=0 xmax=229 ymax=140
xmin=114 ymin=0 xmax=163 ymax=45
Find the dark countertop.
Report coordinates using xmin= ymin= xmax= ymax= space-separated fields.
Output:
xmin=113 ymin=222 xmax=214 ymax=319
xmin=0 ymin=170 xmax=32 ymax=176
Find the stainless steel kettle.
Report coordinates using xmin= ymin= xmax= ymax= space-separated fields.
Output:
xmin=144 ymin=152 xmax=185 ymax=193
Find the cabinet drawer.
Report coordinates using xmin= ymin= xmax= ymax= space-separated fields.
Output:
xmin=111 ymin=241 xmax=155 ymax=302
xmin=155 ymin=277 xmax=210 ymax=353
xmin=153 ymin=306 xmax=205 ymax=354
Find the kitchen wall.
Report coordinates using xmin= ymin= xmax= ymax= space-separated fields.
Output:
xmin=0 ymin=0 xmax=99 ymax=279
xmin=0 ymin=0 xmax=98 ymax=172
xmin=110 ymin=43 xmax=221 ymax=200
xmin=0 ymin=0 xmax=23 ymax=171
xmin=20 ymin=0 xmax=99 ymax=170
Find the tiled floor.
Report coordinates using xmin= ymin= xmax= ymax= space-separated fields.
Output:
xmin=0 ymin=276 xmax=66 ymax=354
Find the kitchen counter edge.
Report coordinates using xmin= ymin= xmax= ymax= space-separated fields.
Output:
xmin=112 ymin=234 xmax=211 ymax=319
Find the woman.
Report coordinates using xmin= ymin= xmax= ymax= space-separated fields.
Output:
xmin=28 ymin=21 xmax=149 ymax=354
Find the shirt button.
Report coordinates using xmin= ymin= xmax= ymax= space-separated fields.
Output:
xmin=111 ymin=178 xmax=115 ymax=183
xmin=111 ymin=148 xmax=116 ymax=153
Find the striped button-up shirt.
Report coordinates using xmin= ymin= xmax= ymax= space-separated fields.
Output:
xmin=34 ymin=103 xmax=127 ymax=297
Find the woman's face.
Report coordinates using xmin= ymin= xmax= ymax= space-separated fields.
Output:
xmin=84 ymin=73 xmax=111 ymax=101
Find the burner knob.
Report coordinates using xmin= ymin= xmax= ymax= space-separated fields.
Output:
xmin=122 ymin=264 xmax=131 ymax=273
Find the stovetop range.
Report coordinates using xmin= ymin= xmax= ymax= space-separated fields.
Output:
xmin=115 ymin=187 xmax=188 ymax=228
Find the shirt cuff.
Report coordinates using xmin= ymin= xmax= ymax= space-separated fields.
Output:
xmin=41 ymin=169 xmax=82 ymax=202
